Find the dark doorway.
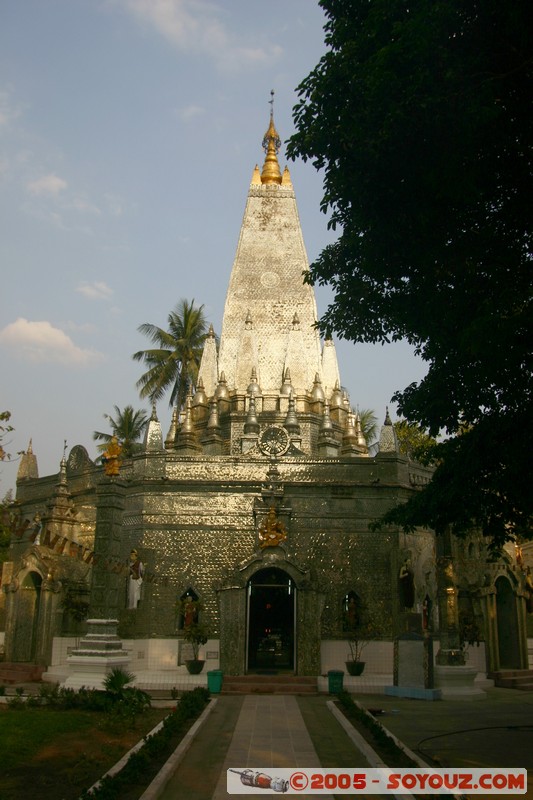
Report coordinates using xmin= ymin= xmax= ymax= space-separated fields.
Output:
xmin=247 ymin=568 xmax=295 ymax=672
xmin=495 ymin=576 xmax=521 ymax=669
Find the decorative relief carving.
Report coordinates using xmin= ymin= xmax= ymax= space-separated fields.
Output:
xmin=67 ymin=445 xmax=94 ymax=474
xmin=260 ymin=271 xmax=281 ymax=288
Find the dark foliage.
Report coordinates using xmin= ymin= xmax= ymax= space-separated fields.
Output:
xmin=288 ymin=0 xmax=533 ymax=546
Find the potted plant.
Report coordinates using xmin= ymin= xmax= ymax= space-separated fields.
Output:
xmin=345 ymin=621 xmax=376 ymax=676
xmin=459 ymin=612 xmax=481 ymax=663
xmin=180 ymin=598 xmax=210 ymax=674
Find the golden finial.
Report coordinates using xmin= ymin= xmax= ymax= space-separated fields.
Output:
xmin=59 ymin=439 xmax=68 ymax=483
xmin=261 ymin=90 xmax=282 ymax=185
xmin=281 ymin=166 xmax=292 ymax=186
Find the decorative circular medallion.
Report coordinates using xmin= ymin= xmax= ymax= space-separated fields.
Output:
xmin=67 ymin=444 xmax=92 ymax=473
xmin=258 ymin=425 xmax=290 ymax=457
xmin=260 ymin=271 xmax=280 ymax=288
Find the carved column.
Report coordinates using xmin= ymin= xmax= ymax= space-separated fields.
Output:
xmin=218 ymin=585 xmax=247 ymax=675
xmin=90 ymin=477 xmax=127 ymax=619
xmin=479 ymin=587 xmax=499 ymax=672
xmin=435 ymin=528 xmax=464 ymax=665
xmin=515 ymin=589 xmax=529 ymax=669
xmin=35 ymin=578 xmax=62 ymax=666
xmin=296 ymin=586 xmax=324 ymax=675
xmin=2 ymin=578 xmax=19 ymax=661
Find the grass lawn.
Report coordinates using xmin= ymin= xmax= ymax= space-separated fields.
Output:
xmin=0 ymin=705 xmax=168 ymax=800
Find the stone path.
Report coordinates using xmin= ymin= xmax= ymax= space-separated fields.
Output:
xmin=156 ymin=694 xmax=371 ymax=800
xmin=146 ymin=687 xmax=533 ymax=800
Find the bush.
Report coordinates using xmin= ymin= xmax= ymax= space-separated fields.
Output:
xmin=4 ymin=673 xmax=149 ymax=718
xmin=38 ymin=682 xmax=61 ymax=704
xmin=80 ymin=687 xmax=210 ymax=799
xmin=337 ymin=691 xmax=410 ymax=757
xmin=103 ymin=668 xmax=135 ymax=696
xmin=6 ymin=697 xmax=26 ymax=710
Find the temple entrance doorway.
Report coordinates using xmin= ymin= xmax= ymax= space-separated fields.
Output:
xmin=247 ymin=568 xmax=295 ymax=672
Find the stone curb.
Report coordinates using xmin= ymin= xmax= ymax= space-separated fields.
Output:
xmin=138 ymin=698 xmax=218 ymax=800
xmin=327 ymin=700 xmax=390 ymax=769
xmin=327 ymin=700 xmax=416 ymax=800
xmin=351 ymin=699 xmax=428 ymax=769
xmin=327 ymin=700 xmax=467 ymax=800
xmin=85 ymin=716 xmax=169 ymax=794
xmin=83 ymin=697 xmax=217 ymax=798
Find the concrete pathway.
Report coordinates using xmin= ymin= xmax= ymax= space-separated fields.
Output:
xmin=148 ymin=687 xmax=533 ymax=800
xmin=212 ymin=696 xmax=333 ymax=799
xmin=156 ymin=694 xmax=372 ymax=800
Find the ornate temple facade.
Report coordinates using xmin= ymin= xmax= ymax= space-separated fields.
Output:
xmin=2 ymin=113 xmax=530 ymax=689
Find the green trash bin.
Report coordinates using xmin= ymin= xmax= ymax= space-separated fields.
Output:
xmin=207 ymin=669 xmax=223 ymax=693
xmin=327 ymin=670 xmax=344 ymax=694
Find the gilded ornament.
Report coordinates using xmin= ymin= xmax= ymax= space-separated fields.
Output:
xmin=102 ymin=436 xmax=122 ymax=476
xmin=258 ymin=506 xmax=287 ymax=549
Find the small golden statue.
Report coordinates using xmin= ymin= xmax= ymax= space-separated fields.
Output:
xmin=102 ymin=435 xmax=122 ymax=476
xmin=259 ymin=505 xmax=287 ymax=549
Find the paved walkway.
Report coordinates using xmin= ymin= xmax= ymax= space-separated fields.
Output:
xmin=148 ymin=688 xmax=533 ymax=800
xmin=212 ymin=696 xmax=333 ymax=799
xmin=156 ymin=694 xmax=371 ymax=800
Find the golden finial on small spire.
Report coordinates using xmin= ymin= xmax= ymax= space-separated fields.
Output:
xmin=60 ymin=439 xmax=68 ymax=468
xmin=261 ymin=89 xmax=282 ymax=185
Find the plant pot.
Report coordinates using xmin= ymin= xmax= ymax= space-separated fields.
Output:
xmin=345 ymin=660 xmax=365 ymax=676
xmin=185 ymin=659 xmax=205 ymax=674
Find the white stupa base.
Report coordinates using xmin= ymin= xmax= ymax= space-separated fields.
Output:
xmin=61 ymin=618 xmax=131 ymax=691
xmin=62 ymin=654 xmax=132 ymax=690
xmin=434 ymin=665 xmax=487 ymax=700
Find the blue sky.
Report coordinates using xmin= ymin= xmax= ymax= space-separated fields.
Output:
xmin=0 ymin=0 xmax=426 ymax=489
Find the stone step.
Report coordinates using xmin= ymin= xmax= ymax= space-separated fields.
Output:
xmin=221 ymin=674 xmax=317 ymax=695
xmin=222 ymin=684 xmax=318 ymax=695
xmin=494 ymin=677 xmax=533 ymax=690
xmin=223 ymin=674 xmax=317 ymax=683
xmin=492 ymin=669 xmax=533 ymax=677
xmin=490 ymin=669 xmax=533 ymax=690
xmin=0 ymin=662 xmax=44 ymax=684
xmin=495 ymin=681 xmax=533 ymax=691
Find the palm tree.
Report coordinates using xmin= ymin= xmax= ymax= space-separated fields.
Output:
xmin=93 ymin=405 xmax=150 ymax=458
xmin=394 ymin=418 xmax=437 ymax=460
xmin=358 ymin=408 xmax=379 ymax=445
xmin=133 ymin=299 xmax=209 ymax=409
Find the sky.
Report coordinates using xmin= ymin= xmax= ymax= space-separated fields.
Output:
xmin=0 ymin=0 xmax=427 ymax=491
